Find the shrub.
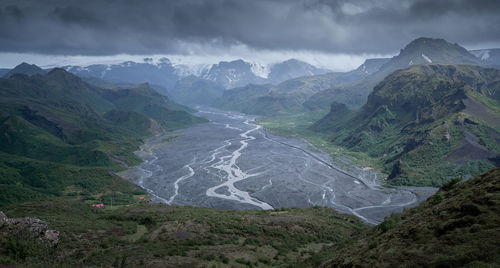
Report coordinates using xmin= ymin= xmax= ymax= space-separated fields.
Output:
xmin=440 ymin=177 xmax=462 ymax=191
xmin=379 ymin=214 xmax=402 ymax=233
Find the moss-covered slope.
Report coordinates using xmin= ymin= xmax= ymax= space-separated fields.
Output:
xmin=323 ymin=167 xmax=500 ymax=267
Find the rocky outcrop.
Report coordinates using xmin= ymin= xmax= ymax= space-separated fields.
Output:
xmin=0 ymin=211 xmax=59 ymax=247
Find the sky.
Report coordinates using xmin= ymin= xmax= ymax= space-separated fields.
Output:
xmin=1 ymin=0 xmax=499 ymax=70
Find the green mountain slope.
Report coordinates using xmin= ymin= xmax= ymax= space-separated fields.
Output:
xmin=169 ymin=75 xmax=225 ymax=106
xmin=305 ymin=37 xmax=484 ymax=110
xmin=214 ymin=84 xmax=274 ymax=114
xmin=312 ymin=64 xmax=500 ymax=186
xmin=81 ymin=76 xmax=195 ymax=114
xmin=0 ymin=65 xmax=206 ymax=204
xmin=322 ymin=167 xmax=500 ymax=267
xmin=95 ymin=82 xmax=206 ymax=130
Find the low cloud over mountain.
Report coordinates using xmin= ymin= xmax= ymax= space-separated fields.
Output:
xmin=0 ymin=0 xmax=499 ymax=56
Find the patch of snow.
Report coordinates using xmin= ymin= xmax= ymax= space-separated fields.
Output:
xmin=250 ymin=62 xmax=270 ymax=78
xmin=225 ymin=74 xmax=234 ymax=86
xmin=408 ymin=60 xmax=413 ymax=66
xmin=421 ymin=54 xmax=432 ymax=63
xmin=101 ymin=64 xmax=112 ymax=78
xmin=173 ymin=63 xmax=212 ymax=77
xmin=481 ymin=50 xmax=490 ymax=60
xmin=470 ymin=50 xmax=490 ymax=61
xmin=361 ymin=65 xmax=368 ymax=74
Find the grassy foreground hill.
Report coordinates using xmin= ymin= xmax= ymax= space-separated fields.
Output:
xmin=0 ymin=200 xmax=366 ymax=267
xmin=322 ymin=167 xmax=500 ymax=267
xmin=0 ymin=65 xmax=206 ymax=205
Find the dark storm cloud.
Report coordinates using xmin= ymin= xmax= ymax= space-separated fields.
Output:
xmin=0 ymin=0 xmax=499 ymax=55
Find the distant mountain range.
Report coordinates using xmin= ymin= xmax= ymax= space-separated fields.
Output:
xmin=4 ymin=39 xmax=497 ymax=116
xmin=64 ymin=58 xmax=179 ymax=91
xmin=214 ymin=38 xmax=493 ymax=117
xmin=59 ymin=58 xmax=332 ymax=95
xmin=214 ymin=57 xmax=390 ymax=115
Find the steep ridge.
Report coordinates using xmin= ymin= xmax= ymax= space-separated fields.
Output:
xmin=305 ymin=37 xmax=484 ymax=110
xmin=322 ymin=167 xmax=500 ymax=267
xmin=312 ymin=64 xmax=500 ymax=186
xmin=3 ymin=62 xmax=47 ymax=78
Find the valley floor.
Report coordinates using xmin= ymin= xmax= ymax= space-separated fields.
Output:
xmin=119 ymin=108 xmax=436 ymax=225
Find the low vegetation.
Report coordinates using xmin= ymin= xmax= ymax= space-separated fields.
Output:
xmin=322 ymin=167 xmax=500 ymax=267
xmin=0 ymin=200 xmax=366 ymax=266
xmin=1 ymin=168 xmax=498 ymax=267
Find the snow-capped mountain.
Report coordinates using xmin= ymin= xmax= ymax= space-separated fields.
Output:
xmin=65 ymin=57 xmax=179 ymax=90
xmin=202 ymin=59 xmax=268 ymax=89
xmin=64 ymin=57 xmax=333 ymax=92
xmin=172 ymin=63 xmax=212 ymax=78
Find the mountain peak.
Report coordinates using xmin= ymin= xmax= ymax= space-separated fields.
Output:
xmin=281 ymin=58 xmax=301 ymax=64
xmin=407 ymin=37 xmax=447 ymax=45
xmin=46 ymin=68 xmax=86 ymax=84
xmin=377 ymin=37 xmax=481 ymax=74
xmin=48 ymin=67 xmax=74 ymax=76
xmin=4 ymin=62 xmax=47 ymax=78
xmin=268 ymin=59 xmax=330 ymax=84
xmin=217 ymin=59 xmax=250 ymax=68
xmin=401 ymin=37 xmax=464 ymax=55
xmin=18 ymin=62 xmax=33 ymax=67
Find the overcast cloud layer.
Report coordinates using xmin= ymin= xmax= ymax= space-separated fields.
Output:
xmin=1 ymin=0 xmax=499 ymax=57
